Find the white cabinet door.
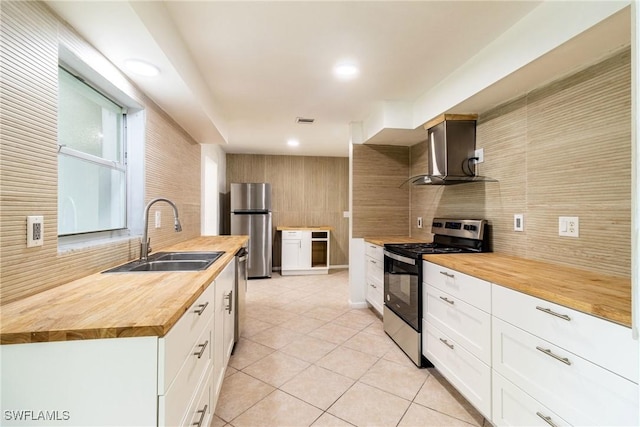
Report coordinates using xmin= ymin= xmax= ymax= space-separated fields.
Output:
xmin=282 ymin=239 xmax=303 ymax=270
xmin=213 ymin=260 xmax=235 ymax=400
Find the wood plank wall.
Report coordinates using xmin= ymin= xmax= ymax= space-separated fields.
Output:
xmin=1 ymin=2 xmax=201 ymax=304
xmin=410 ymin=48 xmax=631 ymax=277
xmin=226 ymin=154 xmax=349 ymax=267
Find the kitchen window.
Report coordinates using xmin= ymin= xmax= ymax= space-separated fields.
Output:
xmin=58 ymin=67 xmax=127 ymax=236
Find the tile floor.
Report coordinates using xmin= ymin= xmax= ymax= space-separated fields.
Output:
xmin=213 ymin=270 xmax=492 ymax=427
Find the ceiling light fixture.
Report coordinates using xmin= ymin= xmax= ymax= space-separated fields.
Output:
xmin=123 ymin=59 xmax=160 ymax=77
xmin=287 ymin=139 xmax=300 ymax=147
xmin=333 ymin=62 xmax=359 ymax=80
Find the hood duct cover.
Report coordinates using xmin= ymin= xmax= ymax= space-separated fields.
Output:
xmin=404 ymin=115 xmax=497 ymax=186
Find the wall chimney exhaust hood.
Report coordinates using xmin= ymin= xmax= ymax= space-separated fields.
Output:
xmin=403 ymin=114 xmax=497 ymax=186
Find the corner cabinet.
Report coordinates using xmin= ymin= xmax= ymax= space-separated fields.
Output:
xmin=0 ymin=260 xmax=236 ymax=427
xmin=280 ymin=228 xmax=330 ymax=275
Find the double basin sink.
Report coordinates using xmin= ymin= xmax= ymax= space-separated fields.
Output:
xmin=103 ymin=251 xmax=224 ymax=273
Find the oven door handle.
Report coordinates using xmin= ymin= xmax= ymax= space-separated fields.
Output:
xmin=383 ymin=250 xmax=416 ymax=266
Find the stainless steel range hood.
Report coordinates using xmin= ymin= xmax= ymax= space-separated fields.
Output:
xmin=405 ymin=114 xmax=497 ymax=186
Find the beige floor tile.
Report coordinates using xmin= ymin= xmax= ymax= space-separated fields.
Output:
xmin=361 ymin=318 xmax=385 ymax=336
xmin=248 ymin=325 xmax=304 ymax=349
xmin=211 ymin=414 xmax=226 ymax=427
xmin=308 ymin=322 xmax=359 ymax=345
xmin=399 ymin=402 xmax=475 ymax=426
xmin=224 ymin=366 xmax=237 ymax=378
xmin=279 ymin=314 xmax=327 ymax=334
xmin=316 ymin=346 xmax=379 ymax=380
xmin=327 ymin=382 xmax=410 ymax=427
xmin=359 ymin=358 xmax=429 ymax=401
xmin=280 ymin=365 xmax=355 ymax=410
xmin=414 ymin=369 xmax=484 ymax=426
xmin=252 ymin=307 xmax=299 ymax=326
xmin=305 ymin=306 xmax=348 ymax=322
xmin=241 ymin=317 xmax=274 ymax=337
xmin=311 ymin=412 xmax=355 ymax=426
xmin=331 ymin=310 xmax=377 ymax=330
xmin=228 ymin=337 xmax=275 ymax=370
xmin=382 ymin=342 xmax=421 ymax=369
xmin=243 ymin=351 xmax=310 ymax=387
xmin=342 ymin=330 xmax=396 ymax=358
xmin=231 ymin=389 xmax=323 ymax=427
xmin=214 ymin=371 xmax=275 ymax=422
xmin=280 ymin=335 xmax=337 ymax=363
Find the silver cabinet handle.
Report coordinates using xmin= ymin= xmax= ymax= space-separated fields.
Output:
xmin=193 ymin=340 xmax=209 ymax=359
xmin=192 ymin=404 xmax=208 ymax=427
xmin=536 ymin=412 xmax=559 ymax=427
xmin=193 ymin=302 xmax=209 ymax=316
xmin=440 ymin=271 xmax=454 ymax=278
xmin=370 ymin=260 xmax=377 ymax=265
xmin=225 ymin=290 xmax=233 ymax=314
xmin=439 ymin=296 xmax=455 ymax=305
xmin=370 ymin=283 xmax=377 ymax=289
xmin=536 ymin=346 xmax=571 ymax=366
xmin=536 ymin=306 xmax=571 ymax=321
xmin=439 ymin=338 xmax=454 ymax=349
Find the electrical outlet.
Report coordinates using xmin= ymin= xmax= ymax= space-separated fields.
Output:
xmin=27 ymin=215 xmax=44 ymax=247
xmin=155 ymin=211 xmax=161 ymax=228
xmin=514 ymin=214 xmax=524 ymax=232
xmin=559 ymin=216 xmax=579 ymax=237
xmin=417 ymin=217 xmax=423 ymax=229
xmin=474 ymin=148 xmax=484 ymax=164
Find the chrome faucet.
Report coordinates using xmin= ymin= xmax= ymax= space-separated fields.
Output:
xmin=140 ymin=197 xmax=182 ymax=261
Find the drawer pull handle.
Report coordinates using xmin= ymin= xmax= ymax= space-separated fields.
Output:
xmin=371 ymin=260 xmax=377 ymax=265
xmin=536 ymin=346 xmax=571 ymax=366
xmin=193 ymin=340 xmax=209 ymax=359
xmin=370 ymin=283 xmax=377 ymax=289
xmin=536 ymin=306 xmax=571 ymax=321
xmin=193 ymin=404 xmax=208 ymax=427
xmin=536 ymin=412 xmax=559 ymax=427
xmin=194 ymin=302 xmax=209 ymax=316
xmin=439 ymin=296 xmax=455 ymax=305
xmin=440 ymin=271 xmax=455 ymax=278
xmin=225 ymin=290 xmax=233 ymax=314
xmin=439 ymin=338 xmax=454 ymax=349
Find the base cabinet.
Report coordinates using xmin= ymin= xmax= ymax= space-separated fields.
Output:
xmin=0 ymin=261 xmax=237 ymax=427
xmin=281 ymin=229 xmax=330 ymax=275
xmin=365 ymin=243 xmax=384 ymax=315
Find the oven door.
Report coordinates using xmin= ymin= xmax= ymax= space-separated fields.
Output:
xmin=383 ymin=250 xmax=421 ymax=331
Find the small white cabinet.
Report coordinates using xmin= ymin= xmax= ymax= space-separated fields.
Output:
xmin=364 ymin=243 xmax=384 ymax=315
xmin=213 ymin=258 xmax=236 ymax=400
xmin=280 ymin=228 xmax=330 ymax=275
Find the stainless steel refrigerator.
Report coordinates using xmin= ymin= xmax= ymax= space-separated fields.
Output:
xmin=230 ymin=183 xmax=272 ymax=278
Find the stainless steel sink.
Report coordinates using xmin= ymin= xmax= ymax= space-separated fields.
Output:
xmin=102 ymin=251 xmax=224 ymax=273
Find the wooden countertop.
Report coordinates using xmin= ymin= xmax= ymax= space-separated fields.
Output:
xmin=422 ymin=253 xmax=632 ymax=327
xmin=277 ymin=226 xmax=333 ymax=231
xmin=0 ymin=236 xmax=249 ymax=345
xmin=364 ymin=236 xmax=431 ymax=246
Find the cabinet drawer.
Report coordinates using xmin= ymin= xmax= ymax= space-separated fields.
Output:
xmin=185 ymin=367 xmax=214 ymax=427
xmin=159 ymin=319 xmax=213 ymax=426
xmin=423 ymin=262 xmax=490 ymax=312
xmin=159 ymin=282 xmax=215 ymax=392
xmin=423 ymin=284 xmax=491 ymax=364
xmin=365 ymin=256 xmax=383 ymax=284
xmin=492 ymin=317 xmax=638 ymax=426
xmin=492 ymin=371 xmax=571 ymax=427
xmin=365 ymin=243 xmax=384 ymax=261
xmin=282 ymin=230 xmax=303 ymax=240
xmin=423 ymin=320 xmax=491 ymax=419
xmin=492 ymin=284 xmax=637 ymax=383
xmin=366 ymin=279 xmax=383 ymax=315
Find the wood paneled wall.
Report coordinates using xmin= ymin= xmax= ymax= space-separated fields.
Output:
xmin=226 ymin=154 xmax=349 ymax=267
xmin=352 ymin=145 xmax=410 ymax=238
xmin=410 ymin=48 xmax=631 ymax=277
xmin=1 ymin=2 xmax=201 ymax=304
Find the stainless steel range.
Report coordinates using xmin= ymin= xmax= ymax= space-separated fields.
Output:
xmin=383 ymin=219 xmax=489 ymax=367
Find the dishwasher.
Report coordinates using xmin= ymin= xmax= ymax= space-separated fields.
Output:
xmin=233 ymin=246 xmax=248 ymax=349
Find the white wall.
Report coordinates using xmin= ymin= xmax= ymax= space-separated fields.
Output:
xmin=201 ymin=144 xmax=227 ymax=236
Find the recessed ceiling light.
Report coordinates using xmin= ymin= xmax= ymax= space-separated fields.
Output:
xmin=333 ymin=62 xmax=359 ymax=79
xmin=287 ymin=139 xmax=300 ymax=147
xmin=123 ymin=59 xmax=160 ymax=77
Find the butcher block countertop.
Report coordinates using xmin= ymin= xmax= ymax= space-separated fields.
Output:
xmin=423 ymin=253 xmax=632 ymax=327
xmin=277 ymin=226 xmax=334 ymax=231
xmin=365 ymin=236 xmax=430 ymax=246
xmin=0 ymin=236 xmax=248 ymax=345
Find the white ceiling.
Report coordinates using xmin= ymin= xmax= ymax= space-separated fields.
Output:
xmin=45 ymin=1 xmax=629 ymax=157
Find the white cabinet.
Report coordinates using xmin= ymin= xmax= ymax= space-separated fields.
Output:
xmin=365 ymin=243 xmax=384 ymax=315
xmin=281 ymin=229 xmax=330 ymax=275
xmin=422 ymin=261 xmax=492 ymax=419
xmin=213 ymin=259 xmax=235 ymax=401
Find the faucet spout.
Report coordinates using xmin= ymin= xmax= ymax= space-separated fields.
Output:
xmin=140 ymin=197 xmax=182 ymax=260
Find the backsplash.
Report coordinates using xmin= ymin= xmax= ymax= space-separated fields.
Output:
xmin=226 ymin=154 xmax=349 ymax=268
xmin=1 ymin=2 xmax=201 ymax=304
xmin=410 ymin=48 xmax=631 ymax=277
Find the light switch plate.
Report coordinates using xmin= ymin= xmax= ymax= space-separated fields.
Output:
xmin=559 ymin=216 xmax=579 ymax=237
xmin=27 ymin=215 xmax=44 ymax=247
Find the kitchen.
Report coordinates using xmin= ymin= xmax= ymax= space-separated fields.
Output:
xmin=1 ymin=1 xmax=639 ymax=426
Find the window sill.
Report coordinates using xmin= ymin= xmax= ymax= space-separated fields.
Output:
xmin=58 ymin=233 xmax=139 ymax=255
